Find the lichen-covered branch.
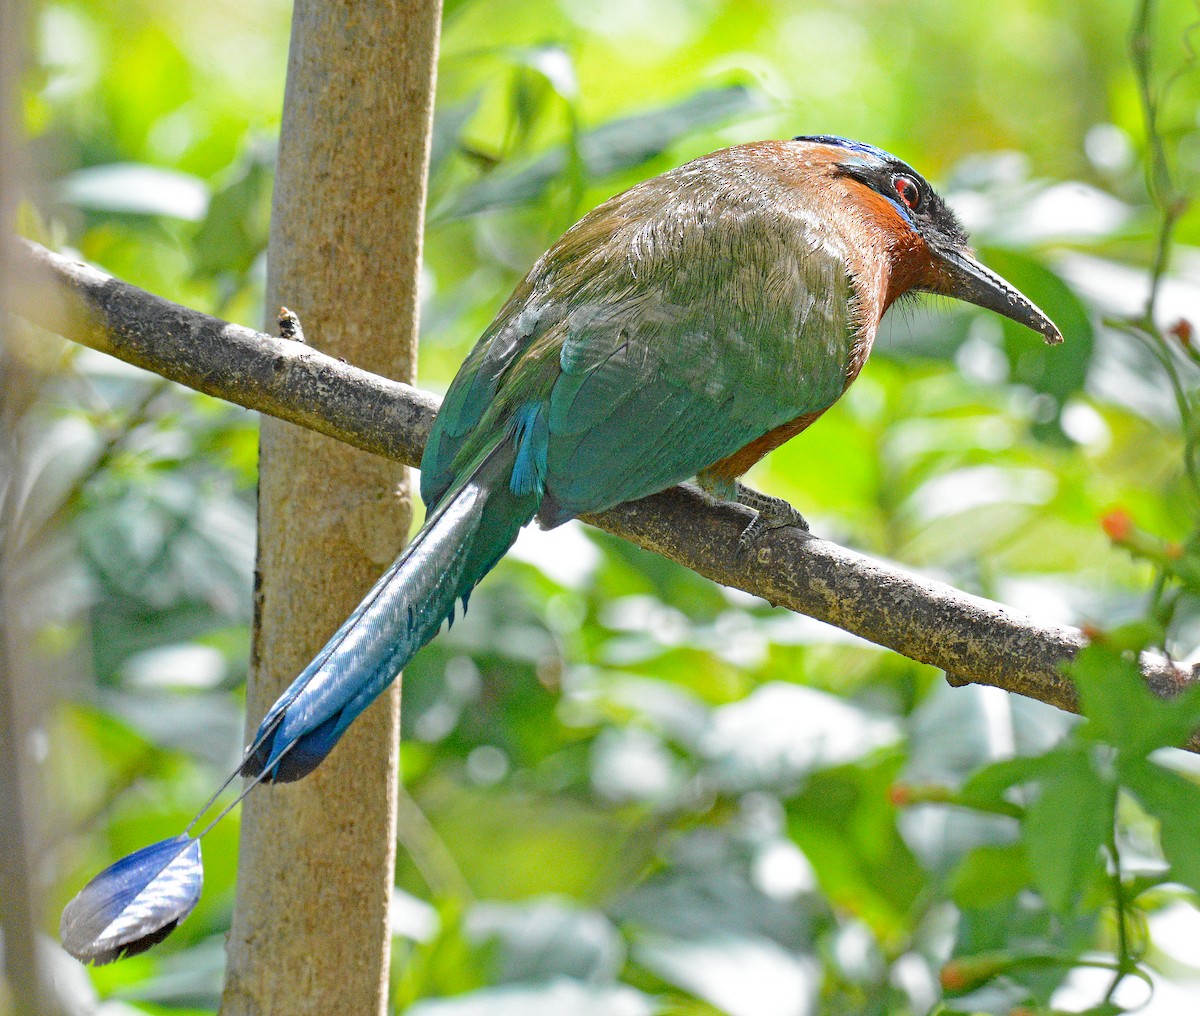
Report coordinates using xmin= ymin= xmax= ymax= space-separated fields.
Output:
xmin=6 ymin=238 xmax=439 ymax=463
xmin=7 ymin=237 xmax=1198 ymax=746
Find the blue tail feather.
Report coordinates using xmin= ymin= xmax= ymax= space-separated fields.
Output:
xmin=242 ymin=445 xmax=538 ymax=783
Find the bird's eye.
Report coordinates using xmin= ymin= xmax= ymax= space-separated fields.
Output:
xmin=892 ymin=174 xmax=921 ymax=211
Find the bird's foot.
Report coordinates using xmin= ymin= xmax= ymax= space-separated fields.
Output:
xmin=733 ymin=482 xmax=809 ymax=552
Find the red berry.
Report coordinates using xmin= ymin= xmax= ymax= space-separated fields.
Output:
xmin=1101 ymin=509 xmax=1133 ymax=542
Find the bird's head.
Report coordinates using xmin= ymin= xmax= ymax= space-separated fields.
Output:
xmin=793 ymin=135 xmax=1063 ymax=345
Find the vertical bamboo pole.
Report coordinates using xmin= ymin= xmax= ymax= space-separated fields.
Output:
xmin=221 ymin=2 xmax=442 ymax=1012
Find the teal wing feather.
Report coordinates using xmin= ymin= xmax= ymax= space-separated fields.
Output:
xmin=421 ymin=287 xmax=549 ymax=509
xmin=421 ymin=148 xmax=862 ymax=525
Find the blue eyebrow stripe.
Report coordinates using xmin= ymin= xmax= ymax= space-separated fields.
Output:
xmin=792 ymin=134 xmax=895 ymax=161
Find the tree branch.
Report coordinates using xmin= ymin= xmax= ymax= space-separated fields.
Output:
xmin=7 ymin=237 xmax=1199 ymax=747
xmin=6 ymin=238 xmax=439 ymax=462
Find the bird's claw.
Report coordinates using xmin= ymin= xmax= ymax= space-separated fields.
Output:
xmin=733 ymin=483 xmax=809 ymax=553
xmin=736 ymin=514 xmax=769 ymax=553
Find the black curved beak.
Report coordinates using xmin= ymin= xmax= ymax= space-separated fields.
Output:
xmin=933 ymin=247 xmax=1063 ymax=345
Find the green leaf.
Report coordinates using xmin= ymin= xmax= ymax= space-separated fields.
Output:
xmin=507 ymin=45 xmax=579 ymax=103
xmin=1072 ymin=640 xmax=1155 ymax=747
xmin=950 ymin=843 xmax=1032 ymax=909
xmin=981 ymin=247 xmax=1096 ymax=440
xmin=438 ymin=84 xmax=763 ymax=220
xmin=1021 ymin=747 xmax=1113 ymax=913
xmin=785 ymin=751 xmax=924 ymax=948
xmin=191 ymin=144 xmax=274 ymax=280
xmin=431 ymin=95 xmax=484 ymax=181
xmin=632 ymin=935 xmax=813 ymax=1016
xmin=958 ymin=752 xmax=1056 ymax=812
xmin=392 ymin=900 xmax=492 ymax=1008
xmin=1070 ymin=638 xmax=1200 ymax=756
xmin=111 ymin=934 xmax=225 ymax=1009
xmin=1121 ymin=760 xmax=1200 ymax=894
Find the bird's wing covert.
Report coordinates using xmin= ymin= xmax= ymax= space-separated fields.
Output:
xmin=422 ymin=154 xmax=861 ymax=522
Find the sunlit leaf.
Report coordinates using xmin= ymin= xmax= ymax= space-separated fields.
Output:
xmin=703 ymin=683 xmax=898 ymax=791
xmin=633 ymin=934 xmax=816 ymax=1016
xmin=57 ymin=163 xmax=210 ymax=221
xmin=100 ymin=689 xmax=243 ymax=768
xmin=403 ymin=978 xmax=655 ymax=1016
xmin=614 ymin=848 xmax=807 ymax=947
xmin=467 ymin=900 xmax=623 ymax=984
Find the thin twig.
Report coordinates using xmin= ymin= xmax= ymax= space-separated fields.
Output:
xmin=1103 ymin=826 xmax=1134 ymax=1005
xmin=1131 ymin=0 xmax=1187 ymax=326
xmin=1127 ymin=0 xmax=1200 ymax=593
xmin=394 ymin=783 xmax=473 ymax=901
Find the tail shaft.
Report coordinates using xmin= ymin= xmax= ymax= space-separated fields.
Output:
xmin=243 ymin=449 xmax=533 ymax=782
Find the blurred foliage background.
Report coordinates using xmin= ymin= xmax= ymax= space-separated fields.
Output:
xmin=6 ymin=0 xmax=1200 ymax=1013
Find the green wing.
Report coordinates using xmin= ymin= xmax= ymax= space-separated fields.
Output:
xmin=420 ymin=282 xmax=549 ymax=508
xmin=421 ymin=155 xmax=861 ymax=523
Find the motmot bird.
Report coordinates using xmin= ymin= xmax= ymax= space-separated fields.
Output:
xmin=61 ymin=135 xmax=1063 ymax=964
xmin=242 ymin=135 xmax=1062 ymax=783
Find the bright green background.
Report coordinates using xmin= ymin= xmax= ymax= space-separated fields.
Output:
xmin=15 ymin=0 xmax=1200 ymax=1013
